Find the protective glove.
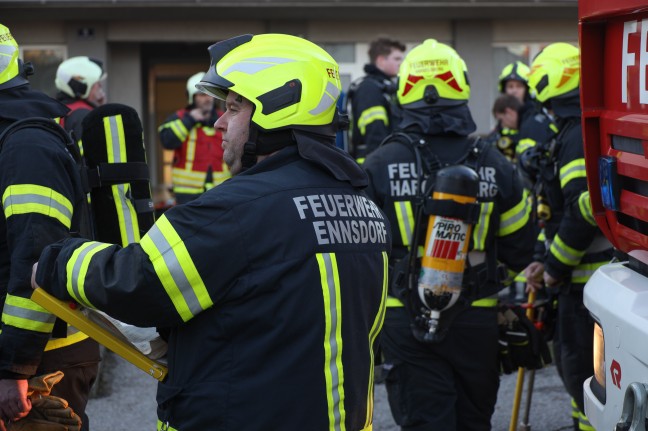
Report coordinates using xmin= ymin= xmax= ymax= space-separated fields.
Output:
xmin=7 ymin=372 xmax=81 ymax=431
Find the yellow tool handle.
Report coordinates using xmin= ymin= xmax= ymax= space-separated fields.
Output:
xmin=31 ymin=288 xmax=168 ymax=382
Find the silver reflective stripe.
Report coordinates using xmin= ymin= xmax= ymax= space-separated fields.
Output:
xmin=321 ymin=253 xmax=343 ymax=431
xmin=4 ymin=193 xmax=72 ymax=220
xmin=0 ymin=44 xmax=16 ymax=55
xmin=146 ymin=224 xmax=204 ymax=316
xmin=70 ymin=242 xmax=107 ymax=300
xmin=107 ymin=116 xmax=136 ymax=245
xmin=309 ymin=81 xmax=340 ymax=116
xmin=222 ymin=57 xmax=295 ymax=76
xmin=3 ymin=304 xmax=56 ymax=325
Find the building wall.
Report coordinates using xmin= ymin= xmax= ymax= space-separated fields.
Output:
xmin=4 ymin=14 xmax=577 ymax=187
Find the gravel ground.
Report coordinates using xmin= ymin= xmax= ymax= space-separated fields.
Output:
xmin=87 ymin=351 xmax=574 ymax=431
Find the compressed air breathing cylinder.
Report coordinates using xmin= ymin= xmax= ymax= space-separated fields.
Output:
xmin=418 ymin=165 xmax=480 ymax=335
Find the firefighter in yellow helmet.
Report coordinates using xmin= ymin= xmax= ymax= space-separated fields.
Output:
xmin=363 ymin=39 xmax=535 ymax=430
xmin=523 ymin=42 xmax=612 ymax=431
xmin=0 ymin=24 xmax=96 ymax=430
xmin=158 ymin=72 xmax=229 ymax=204
xmin=33 ymin=33 xmax=390 ymax=431
xmin=55 ymin=56 xmax=106 ymax=144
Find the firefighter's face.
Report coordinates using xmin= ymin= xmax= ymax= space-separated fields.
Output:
xmin=377 ymin=49 xmax=405 ymax=78
xmin=495 ymin=107 xmax=519 ymax=130
xmin=504 ymin=80 xmax=526 ymax=103
xmin=215 ymin=91 xmax=253 ymax=176
xmin=194 ymin=93 xmax=214 ymax=114
xmin=87 ymin=81 xmax=106 ymax=106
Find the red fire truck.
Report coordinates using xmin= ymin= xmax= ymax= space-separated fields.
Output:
xmin=581 ymin=0 xmax=648 ymax=429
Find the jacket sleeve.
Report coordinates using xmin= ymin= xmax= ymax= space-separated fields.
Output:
xmin=352 ymin=83 xmax=390 ymax=156
xmin=35 ymin=201 xmax=248 ymax=329
xmin=158 ymin=111 xmax=196 ymax=150
xmin=490 ymin=157 xmax=536 ymax=274
xmin=0 ymin=129 xmax=80 ymax=379
xmin=544 ymin=127 xmax=599 ymax=280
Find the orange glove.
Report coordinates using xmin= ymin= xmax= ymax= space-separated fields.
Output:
xmin=7 ymin=372 xmax=81 ymax=431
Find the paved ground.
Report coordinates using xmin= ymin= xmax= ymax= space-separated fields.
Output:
xmin=87 ymin=350 xmax=575 ymax=430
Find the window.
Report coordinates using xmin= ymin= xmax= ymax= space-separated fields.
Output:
xmin=19 ymin=45 xmax=67 ymax=97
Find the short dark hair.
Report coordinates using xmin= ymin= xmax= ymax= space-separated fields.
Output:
xmin=492 ymin=94 xmax=523 ymax=116
xmin=368 ymin=37 xmax=406 ymax=64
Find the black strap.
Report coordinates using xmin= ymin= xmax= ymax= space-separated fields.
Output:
xmin=86 ymin=162 xmax=150 ymax=188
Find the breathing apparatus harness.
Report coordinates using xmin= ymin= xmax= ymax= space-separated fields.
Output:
xmin=386 ymin=132 xmax=506 ymax=343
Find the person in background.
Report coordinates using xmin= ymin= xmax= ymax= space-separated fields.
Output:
xmin=55 ymin=56 xmax=106 ymax=144
xmin=158 ymin=72 xmax=230 ymax=204
xmin=348 ymin=36 xmax=405 ymax=162
xmin=0 ymin=24 xmax=99 ymax=431
xmin=33 ymin=33 xmax=390 ymax=431
xmin=363 ymin=39 xmax=535 ymax=430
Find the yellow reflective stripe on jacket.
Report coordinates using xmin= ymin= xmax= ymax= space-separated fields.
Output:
xmin=1 ymin=294 xmax=56 ymax=333
xmin=172 ymin=186 xmax=204 ymax=195
xmin=157 ymin=420 xmax=178 ymax=431
xmin=571 ymin=260 xmax=608 ymax=284
xmin=559 ymin=158 xmax=586 ymax=189
xmin=184 ymin=129 xmax=198 ymax=171
xmin=140 ymin=215 xmax=213 ymax=322
xmin=2 ymin=184 xmax=73 ymax=228
xmin=394 ymin=200 xmax=414 ymax=247
xmin=578 ymin=191 xmax=597 ymax=226
xmin=549 ymin=235 xmax=586 ymax=266
xmin=172 ymin=168 xmax=208 ymax=189
xmin=501 ymin=127 xmax=518 ymax=136
xmin=499 ymin=190 xmax=531 ymax=236
xmin=365 ymin=252 xmax=388 ymax=429
xmin=471 ymin=296 xmax=498 ymax=307
xmin=516 ymin=138 xmax=536 ymax=156
xmin=158 ymin=118 xmax=189 ymax=142
xmin=472 ymin=202 xmax=494 ymax=250
xmin=358 ymin=106 xmax=388 ymax=135
xmin=66 ymin=241 xmax=112 ymax=308
xmin=45 ymin=330 xmax=89 ymax=351
xmin=316 ymin=252 xmax=347 ymax=431
xmin=104 ymin=114 xmax=141 ymax=246
xmin=386 ymin=296 xmax=404 ymax=307
xmin=516 ymin=138 xmax=537 ymax=156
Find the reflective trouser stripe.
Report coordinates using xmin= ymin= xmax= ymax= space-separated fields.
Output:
xmin=140 ymin=214 xmax=212 ymax=322
xmin=316 ymin=252 xmax=347 ymax=431
xmin=579 ymin=411 xmax=594 ymax=431
xmin=2 ymin=294 xmax=56 ymax=333
xmin=3 ymin=184 xmax=73 ymax=228
xmin=364 ymin=252 xmax=388 ymax=429
xmin=104 ymin=114 xmax=140 ymax=246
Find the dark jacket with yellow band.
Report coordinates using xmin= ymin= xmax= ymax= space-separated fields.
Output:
xmin=36 ymin=145 xmax=390 ymax=431
xmin=535 ymin=108 xmax=612 ymax=284
xmin=363 ymin=133 xmax=536 ymax=307
xmin=0 ymin=86 xmax=97 ymax=379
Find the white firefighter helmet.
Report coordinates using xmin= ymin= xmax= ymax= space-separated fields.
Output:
xmin=186 ymin=72 xmax=204 ymax=104
xmin=55 ymin=56 xmax=105 ymax=99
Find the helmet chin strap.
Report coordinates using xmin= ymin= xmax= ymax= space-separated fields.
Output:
xmin=239 ymin=125 xmax=297 ymax=172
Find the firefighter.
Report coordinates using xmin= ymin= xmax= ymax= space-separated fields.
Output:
xmin=55 ymin=56 xmax=106 ymax=143
xmin=486 ymin=61 xmax=557 ymax=165
xmin=33 ymin=33 xmax=391 ymax=431
xmin=523 ymin=42 xmax=612 ymax=431
xmin=0 ymin=24 xmax=99 ymax=430
xmin=363 ymin=39 xmax=535 ymax=430
xmin=158 ymin=72 xmax=230 ymax=204
xmin=348 ymin=37 xmax=405 ymax=162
